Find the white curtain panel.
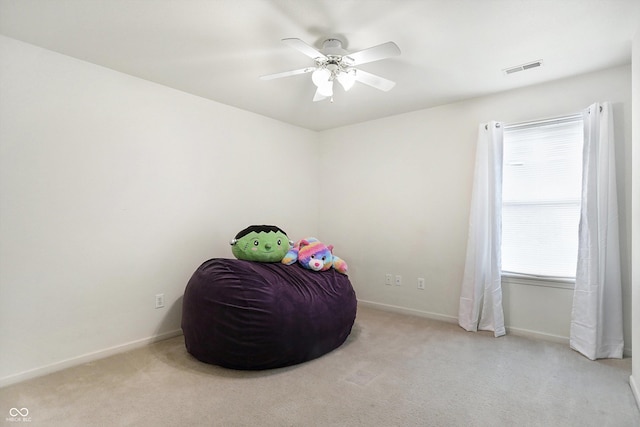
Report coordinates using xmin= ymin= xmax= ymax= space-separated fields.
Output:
xmin=570 ymin=102 xmax=624 ymax=360
xmin=458 ymin=121 xmax=506 ymax=337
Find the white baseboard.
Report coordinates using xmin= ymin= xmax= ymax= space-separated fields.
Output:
xmin=505 ymin=325 xmax=569 ymax=345
xmin=630 ymin=375 xmax=640 ymax=410
xmin=357 ymin=299 xmax=458 ymax=324
xmin=0 ymin=329 xmax=183 ymax=388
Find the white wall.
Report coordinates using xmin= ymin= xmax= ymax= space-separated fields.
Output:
xmin=319 ymin=65 xmax=633 ymax=349
xmin=630 ymin=29 xmax=640 ymax=407
xmin=0 ymin=36 xmax=319 ymax=385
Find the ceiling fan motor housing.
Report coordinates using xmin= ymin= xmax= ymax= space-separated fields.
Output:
xmin=316 ymin=39 xmax=354 ymax=83
xmin=321 ymin=39 xmax=347 ymax=56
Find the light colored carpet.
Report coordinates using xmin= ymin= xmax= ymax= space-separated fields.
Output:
xmin=1 ymin=305 xmax=638 ymax=426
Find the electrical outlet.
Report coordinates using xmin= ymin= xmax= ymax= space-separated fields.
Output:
xmin=417 ymin=278 xmax=425 ymax=290
xmin=155 ymin=293 xmax=165 ymax=309
xmin=395 ymin=275 xmax=402 ymax=286
xmin=385 ymin=274 xmax=393 ymax=286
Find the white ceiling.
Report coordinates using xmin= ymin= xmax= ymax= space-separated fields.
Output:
xmin=1 ymin=0 xmax=638 ymax=131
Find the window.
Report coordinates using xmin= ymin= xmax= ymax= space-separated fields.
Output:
xmin=501 ymin=115 xmax=583 ymax=284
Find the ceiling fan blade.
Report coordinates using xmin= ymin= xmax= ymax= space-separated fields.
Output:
xmin=260 ymin=67 xmax=315 ymax=80
xmin=354 ymin=69 xmax=396 ymax=91
xmin=344 ymin=41 xmax=401 ymax=66
xmin=282 ymin=38 xmax=327 ymax=61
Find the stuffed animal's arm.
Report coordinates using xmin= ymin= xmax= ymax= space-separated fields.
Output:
xmin=332 ymin=255 xmax=348 ymax=274
xmin=281 ymin=247 xmax=299 ymax=265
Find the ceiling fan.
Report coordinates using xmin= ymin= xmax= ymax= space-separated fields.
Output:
xmin=260 ymin=38 xmax=401 ymax=102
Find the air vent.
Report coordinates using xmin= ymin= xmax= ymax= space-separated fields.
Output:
xmin=503 ymin=60 xmax=543 ymax=75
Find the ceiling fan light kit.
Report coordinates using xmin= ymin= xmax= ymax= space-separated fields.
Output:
xmin=260 ymin=37 xmax=400 ymax=102
xmin=336 ymin=69 xmax=356 ymax=91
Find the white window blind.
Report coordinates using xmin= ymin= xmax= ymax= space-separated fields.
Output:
xmin=502 ymin=115 xmax=583 ymax=280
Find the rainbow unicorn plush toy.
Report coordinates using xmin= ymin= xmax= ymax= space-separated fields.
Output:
xmin=282 ymin=237 xmax=348 ymax=274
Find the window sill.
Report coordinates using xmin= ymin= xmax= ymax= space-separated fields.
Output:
xmin=501 ymin=273 xmax=575 ymax=290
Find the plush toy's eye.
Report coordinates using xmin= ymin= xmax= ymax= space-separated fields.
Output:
xmin=322 ymin=256 xmax=327 ymax=261
xmin=253 ymin=240 xmax=259 ymax=246
xmin=310 ymin=255 xmax=315 ymax=259
xmin=277 ymin=239 xmax=282 ymax=246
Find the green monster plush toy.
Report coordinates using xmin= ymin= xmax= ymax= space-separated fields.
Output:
xmin=230 ymin=225 xmax=292 ymax=262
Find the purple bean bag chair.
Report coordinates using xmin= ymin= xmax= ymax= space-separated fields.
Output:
xmin=181 ymin=258 xmax=357 ymax=370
